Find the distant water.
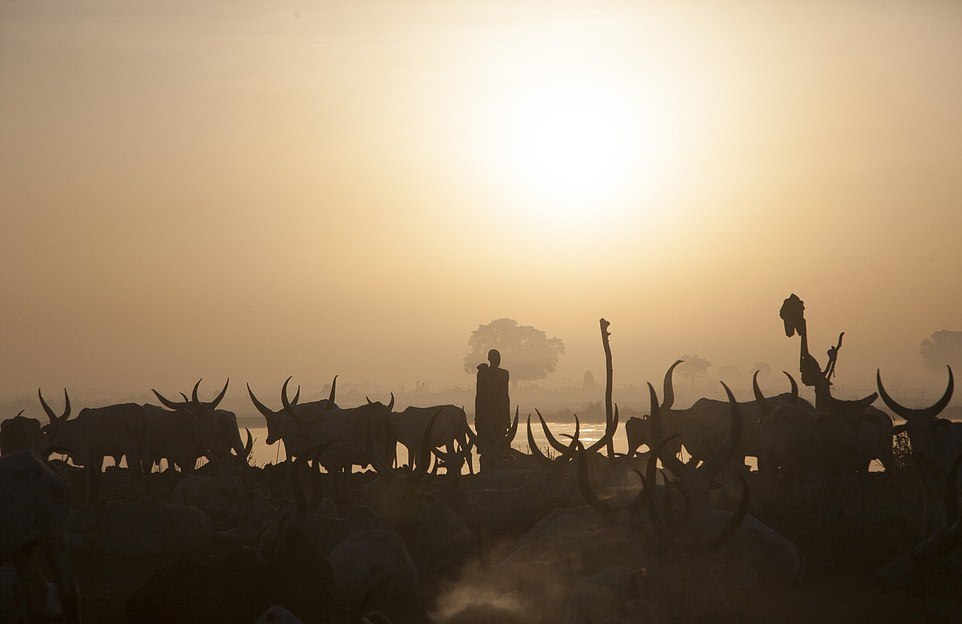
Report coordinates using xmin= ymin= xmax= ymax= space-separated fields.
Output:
xmin=245 ymin=419 xmax=886 ymax=473
xmin=246 ymin=420 xmax=626 ymax=471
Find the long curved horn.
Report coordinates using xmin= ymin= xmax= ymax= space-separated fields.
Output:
xmin=503 ymin=407 xmax=519 ymax=446
xmin=325 ymin=376 xmax=338 ymax=411
xmin=752 ymin=371 xmax=772 ymax=419
xmin=152 ymin=389 xmax=184 ymax=411
xmin=387 ymin=392 xmax=395 ymax=412
xmin=414 ymin=409 xmax=442 ymax=477
xmin=688 ymin=476 xmax=749 ymax=554
xmin=560 ymin=414 xmax=582 ymax=460
xmin=61 ymin=388 xmax=71 ymax=421
xmin=464 ymin=423 xmax=480 ymax=449
xmin=877 ymin=366 xmax=954 ymax=420
xmin=662 ymin=360 xmax=683 ymax=411
xmin=576 ymin=442 xmax=614 ymax=521
xmin=648 ymin=383 xmax=692 ymax=478
xmin=526 ymin=415 xmax=553 ymax=467
xmin=535 ymin=409 xmax=569 ymax=454
xmin=366 ymin=396 xmax=373 ymax=405
xmin=282 ymin=376 xmax=316 ymax=425
xmin=209 ymin=379 xmax=229 ymax=409
xmin=647 ymin=383 xmax=664 ymax=448
xmin=38 ymin=388 xmax=70 ymax=424
xmin=243 ymin=428 xmax=254 ymax=459
xmin=587 ymin=404 xmax=619 ymax=453
xmin=191 ymin=379 xmax=203 ymax=406
xmin=247 ymin=384 xmax=274 ymax=418
xmin=698 ymin=382 xmax=741 ymax=476
xmin=783 ymin=371 xmax=799 ymax=403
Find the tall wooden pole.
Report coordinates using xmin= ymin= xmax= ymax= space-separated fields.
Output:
xmin=600 ymin=318 xmax=614 ymax=458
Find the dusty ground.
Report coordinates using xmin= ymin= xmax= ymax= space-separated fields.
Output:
xmin=72 ymin=513 xmax=932 ymax=624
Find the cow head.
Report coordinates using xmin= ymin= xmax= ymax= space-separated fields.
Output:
xmin=152 ymin=379 xmax=233 ymax=459
xmin=650 ymin=381 xmax=742 ymax=499
xmin=248 ymin=382 xmax=301 ymax=445
xmin=878 ymin=365 xmax=954 ymax=477
xmin=38 ymin=388 xmax=73 ymax=455
xmin=752 ymin=369 xmax=800 ymax=423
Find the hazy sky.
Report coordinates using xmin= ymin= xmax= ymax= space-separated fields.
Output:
xmin=1 ymin=1 xmax=960 ymax=402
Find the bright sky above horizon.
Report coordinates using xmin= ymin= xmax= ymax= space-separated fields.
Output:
xmin=1 ymin=1 xmax=960 ymax=401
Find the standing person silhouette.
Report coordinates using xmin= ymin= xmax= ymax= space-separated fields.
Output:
xmin=475 ymin=349 xmax=510 ymax=447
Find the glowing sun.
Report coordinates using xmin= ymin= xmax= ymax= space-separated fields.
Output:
xmin=473 ymin=55 xmax=666 ymax=226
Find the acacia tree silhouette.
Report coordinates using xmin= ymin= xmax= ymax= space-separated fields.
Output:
xmin=921 ymin=330 xmax=962 ymax=372
xmin=678 ymin=354 xmax=712 ymax=387
xmin=463 ymin=318 xmax=565 ymax=388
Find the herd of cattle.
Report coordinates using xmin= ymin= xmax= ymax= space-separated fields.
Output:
xmin=1 ymin=364 xmax=960 ymax=623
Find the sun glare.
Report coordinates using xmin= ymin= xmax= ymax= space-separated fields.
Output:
xmin=500 ymin=84 xmax=636 ymax=204
xmin=466 ymin=25 xmax=675 ymax=229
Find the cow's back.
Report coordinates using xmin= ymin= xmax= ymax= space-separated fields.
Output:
xmin=78 ymin=404 xmax=147 ymax=457
xmin=682 ymin=393 xmax=809 ymax=461
xmin=395 ymin=406 xmax=466 ymax=448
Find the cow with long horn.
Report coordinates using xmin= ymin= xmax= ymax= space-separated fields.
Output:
xmin=526 ymin=411 xmax=581 ymax=468
xmin=280 ymin=377 xmax=396 ymax=473
xmin=247 ymin=377 xmax=338 ymax=463
xmin=878 ymin=365 xmax=956 ymax=533
xmin=391 ymin=404 xmax=472 ymax=474
xmin=149 ymin=379 xmax=244 ymax=472
xmin=756 ymin=376 xmax=883 ymax=525
xmin=626 ymin=361 xmax=810 ymax=463
xmin=40 ymin=388 xmax=148 ymax=500
xmin=878 ymin=366 xmax=956 ymax=482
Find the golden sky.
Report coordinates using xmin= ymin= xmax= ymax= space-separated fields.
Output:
xmin=1 ymin=1 xmax=960 ymax=400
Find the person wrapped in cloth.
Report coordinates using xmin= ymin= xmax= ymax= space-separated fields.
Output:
xmin=475 ymin=349 xmax=510 ymax=447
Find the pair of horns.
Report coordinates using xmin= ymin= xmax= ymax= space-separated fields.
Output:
xmin=38 ymin=388 xmax=71 ymax=425
xmin=365 ymin=393 xmax=396 ymax=412
xmin=464 ymin=406 xmax=520 ymax=451
xmin=877 ymin=366 xmax=954 ymax=421
xmin=752 ymin=370 xmax=800 ymax=418
xmin=527 ymin=412 xmax=581 ymax=466
xmin=575 ymin=438 xmax=749 ymax=553
xmin=281 ymin=376 xmax=338 ymax=425
xmin=153 ymin=379 xmax=229 ymax=411
xmin=650 ymin=381 xmax=741 ymax=479
xmin=247 ymin=382 xmax=301 ymax=418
